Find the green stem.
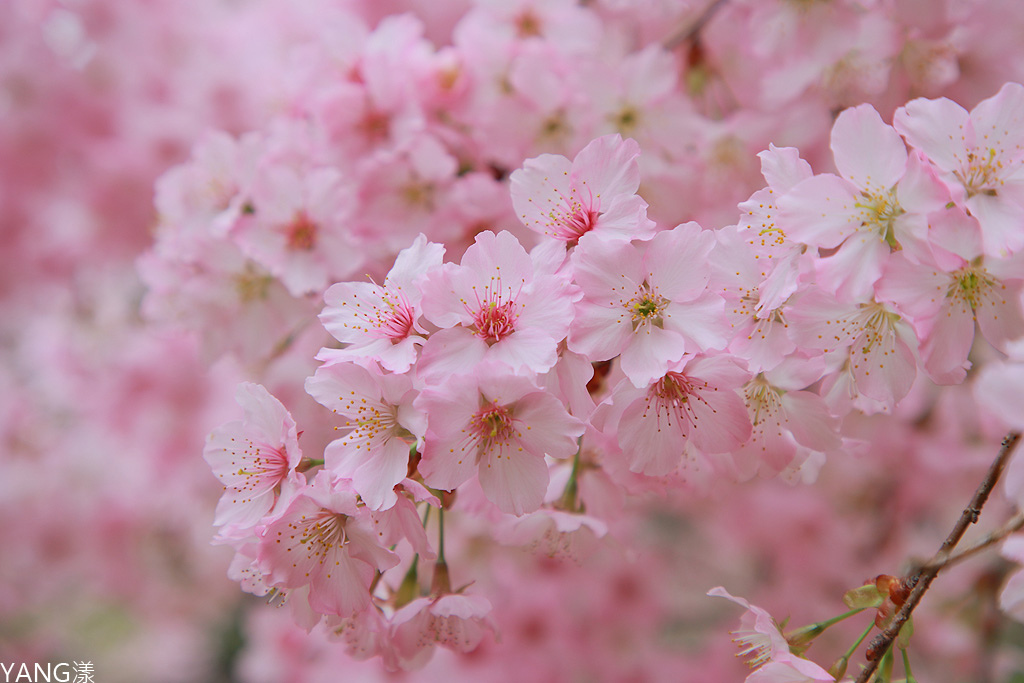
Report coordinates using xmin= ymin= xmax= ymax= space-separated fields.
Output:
xmin=437 ymin=505 xmax=446 ymax=565
xmin=901 ymin=646 xmax=917 ymax=683
xmin=787 ymin=608 xmax=866 ymax=648
xmin=395 ymin=555 xmax=420 ymax=607
xmin=432 ymin=506 xmax=452 ymax=595
xmin=559 ymin=440 xmax=583 ymax=511
xmin=845 ymin=621 xmax=876 ymax=663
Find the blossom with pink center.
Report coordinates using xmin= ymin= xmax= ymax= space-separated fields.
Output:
xmin=510 ymin=134 xmax=656 ymax=246
xmin=204 ymin=382 xmax=304 ymax=528
xmin=417 ymin=230 xmax=579 ymax=381
xmin=894 ymin=82 xmax=1024 ymax=256
xmin=416 ymin=367 xmax=585 ymax=515
xmin=608 ymin=355 xmax=752 ymax=476
xmin=708 ymin=587 xmax=835 ymax=683
xmin=305 ymin=361 xmax=425 ymax=511
xmin=318 ymin=234 xmax=444 ymax=373
xmin=258 ymin=472 xmax=399 ymax=619
xmin=238 ymin=164 xmax=361 ymax=296
xmin=568 ymin=222 xmax=729 ymax=387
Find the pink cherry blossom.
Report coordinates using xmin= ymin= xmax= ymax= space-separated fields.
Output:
xmin=416 ymin=366 xmax=585 ymax=515
xmin=778 ymin=104 xmax=948 ymax=301
xmin=305 ymin=361 xmax=425 ymax=511
xmin=876 ymin=208 xmax=1024 ymax=384
xmin=608 ymin=354 xmax=752 ymax=476
xmin=259 ymin=473 xmax=399 ymax=619
xmin=510 ymin=133 xmax=656 ymax=246
xmin=734 ymin=357 xmax=840 ymax=479
xmin=708 ymin=587 xmax=835 ymax=683
xmin=569 ymin=222 xmax=729 ymax=387
xmin=390 ymin=593 xmax=496 ymax=669
xmin=417 ymin=230 xmax=579 ymax=380
xmin=203 ymin=382 xmax=304 ymax=528
xmin=786 ymin=289 xmax=918 ymax=412
xmin=894 ymin=81 xmax=1024 ymax=256
xmin=318 ymin=234 xmax=445 ymax=373
xmin=238 ymin=164 xmax=361 ymax=296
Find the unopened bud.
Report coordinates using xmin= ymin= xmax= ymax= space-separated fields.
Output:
xmin=827 ymin=655 xmax=848 ymax=680
xmin=432 ymin=560 xmax=452 ymax=595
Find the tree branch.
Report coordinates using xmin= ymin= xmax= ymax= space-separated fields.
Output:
xmin=854 ymin=431 xmax=1021 ymax=683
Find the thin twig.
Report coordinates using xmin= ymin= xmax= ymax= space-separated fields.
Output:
xmin=922 ymin=510 xmax=1024 ymax=573
xmin=854 ymin=432 xmax=1021 ymax=683
xmin=662 ymin=0 xmax=728 ymax=50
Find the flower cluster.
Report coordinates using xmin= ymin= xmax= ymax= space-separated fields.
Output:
xmin=202 ymin=87 xmax=1024 ymax=671
xmin=13 ymin=0 xmax=1024 ymax=679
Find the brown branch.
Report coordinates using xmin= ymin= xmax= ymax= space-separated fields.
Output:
xmin=661 ymin=0 xmax=728 ymax=51
xmin=921 ymin=510 xmax=1024 ymax=573
xmin=854 ymin=431 xmax=1022 ymax=683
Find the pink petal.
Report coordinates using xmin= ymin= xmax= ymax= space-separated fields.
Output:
xmin=893 ymin=95 xmax=972 ymax=173
xmin=757 ymin=144 xmax=813 ymax=193
xmin=966 ymin=193 xmax=1024 ymax=256
xmin=571 ymin=134 xmax=642 ymax=199
xmin=643 ymin=222 xmax=715 ymax=300
xmin=619 ymin=326 xmax=687 ymax=387
xmin=831 ymin=104 xmax=907 ymax=192
xmin=777 ymin=174 xmax=862 ymax=249
xmin=477 ymin=443 xmax=549 ymax=515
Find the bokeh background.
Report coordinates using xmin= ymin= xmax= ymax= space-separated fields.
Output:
xmin=4 ymin=1 xmax=1024 ymax=680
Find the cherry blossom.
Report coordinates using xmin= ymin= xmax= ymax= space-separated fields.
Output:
xmin=305 ymin=361 xmax=425 ymax=511
xmin=894 ymin=81 xmax=1024 ymax=256
xmin=417 ymin=230 xmax=579 ymax=380
xmin=569 ymin=222 xmax=729 ymax=387
xmin=510 ymin=133 xmax=656 ymax=246
xmin=786 ymin=289 xmax=918 ymax=413
xmin=607 ymin=355 xmax=752 ymax=476
xmin=777 ymin=104 xmax=948 ymax=301
xmin=203 ymin=382 xmax=304 ymax=528
xmin=238 ymin=164 xmax=361 ymax=296
xmin=708 ymin=587 xmax=835 ymax=683
xmin=390 ymin=593 xmax=496 ymax=669
xmin=318 ymin=234 xmax=444 ymax=373
xmin=877 ymin=208 xmax=1024 ymax=384
xmin=416 ymin=366 xmax=585 ymax=515
xmin=258 ymin=473 xmax=399 ymax=619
